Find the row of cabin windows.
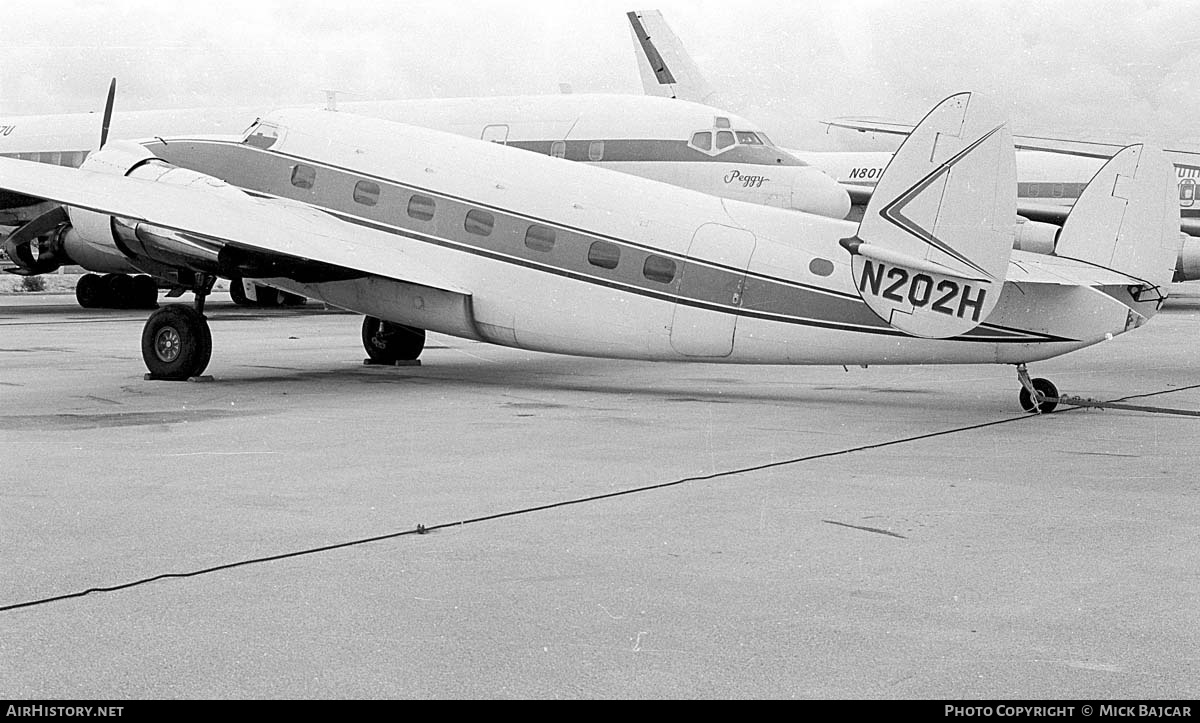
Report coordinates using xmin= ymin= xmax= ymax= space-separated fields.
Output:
xmin=548 ymin=141 xmax=605 ymax=161
xmin=288 ymin=163 xmax=678 ymax=284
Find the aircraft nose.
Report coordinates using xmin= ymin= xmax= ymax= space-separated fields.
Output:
xmin=791 ymin=167 xmax=851 ymax=220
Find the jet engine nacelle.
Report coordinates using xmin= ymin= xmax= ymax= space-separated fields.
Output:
xmin=1013 ymin=217 xmax=1060 ymax=255
xmin=64 ymin=141 xmax=251 ymax=274
xmin=1175 ymin=234 xmax=1200 ymax=282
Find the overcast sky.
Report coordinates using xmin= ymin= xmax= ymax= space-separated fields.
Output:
xmin=3 ymin=0 xmax=1198 ymax=151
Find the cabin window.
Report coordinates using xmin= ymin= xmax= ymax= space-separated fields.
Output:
xmin=735 ymin=131 xmax=764 ymax=145
xmin=465 ymin=209 xmax=495 ymax=236
xmin=691 ymin=132 xmax=712 ymax=151
xmin=809 ymin=258 xmax=835 ymax=277
xmin=407 ymin=195 xmax=436 ymax=221
xmin=588 ymin=240 xmax=620 ymax=270
xmin=588 ymin=141 xmax=605 ymax=162
xmin=525 ymin=225 xmax=556 ymax=252
xmin=642 ymin=255 xmax=677 ymax=284
xmin=715 ymin=131 xmax=736 ymax=151
xmin=551 ymin=141 xmax=566 ymax=159
xmin=291 ymin=164 xmax=316 ymax=190
xmin=353 ymin=180 xmax=380 ymax=207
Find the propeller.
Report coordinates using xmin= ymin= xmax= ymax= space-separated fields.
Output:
xmin=100 ymin=77 xmax=116 ymax=147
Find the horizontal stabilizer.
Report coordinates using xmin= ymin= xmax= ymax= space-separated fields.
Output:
xmin=845 ymin=92 xmax=1016 ymax=338
xmin=1053 ymin=144 xmax=1181 ymax=289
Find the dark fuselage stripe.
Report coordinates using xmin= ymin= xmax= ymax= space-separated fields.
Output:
xmin=145 ymin=138 xmax=1071 ymax=344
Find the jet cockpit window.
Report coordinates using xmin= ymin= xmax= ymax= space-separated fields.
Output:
xmin=714 ymin=117 xmax=731 ymax=129
xmin=690 ymin=132 xmax=712 ymax=151
xmin=715 ymin=131 xmax=736 ymax=151
xmin=244 ymin=121 xmax=282 ymax=150
xmin=735 ymin=131 xmax=764 ymax=146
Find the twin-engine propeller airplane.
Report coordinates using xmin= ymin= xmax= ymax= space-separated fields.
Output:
xmin=0 ymin=91 xmax=1181 ymax=412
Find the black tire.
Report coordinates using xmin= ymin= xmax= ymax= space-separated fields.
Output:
xmin=105 ymin=274 xmax=134 ymax=308
xmin=228 ymin=276 xmax=251 ymax=306
xmin=253 ymin=285 xmax=279 ymax=307
xmin=1019 ymin=378 xmax=1059 ymax=414
xmin=362 ymin=317 xmax=426 ymax=363
xmin=75 ymin=274 xmax=105 ymax=308
xmin=132 ymin=275 xmax=159 ymax=309
xmin=141 ymin=305 xmax=213 ymax=380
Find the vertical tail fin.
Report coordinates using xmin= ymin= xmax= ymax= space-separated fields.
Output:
xmin=842 ymin=92 xmax=1016 ymax=338
xmin=1054 ymin=144 xmax=1182 ymax=291
xmin=626 ymin=10 xmax=724 ymax=108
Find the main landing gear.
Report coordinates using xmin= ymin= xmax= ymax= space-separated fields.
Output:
xmin=76 ymin=273 xmax=159 ymax=309
xmin=362 ymin=316 xmax=426 ymax=365
xmin=1016 ymin=363 xmax=1059 ymax=414
xmin=141 ymin=276 xmax=214 ymax=381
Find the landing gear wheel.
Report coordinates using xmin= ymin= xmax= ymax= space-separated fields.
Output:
xmin=228 ymin=276 xmax=251 ymax=306
xmin=253 ymin=285 xmax=279 ymax=308
xmin=75 ymin=274 xmax=105 ymax=308
xmin=141 ymin=305 xmax=213 ymax=380
xmin=1019 ymin=378 xmax=1059 ymax=414
xmin=132 ymin=275 xmax=159 ymax=309
xmin=362 ymin=317 xmax=426 ymax=363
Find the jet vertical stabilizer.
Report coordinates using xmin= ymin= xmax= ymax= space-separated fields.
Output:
xmin=841 ymin=92 xmax=1015 ymax=339
xmin=626 ymin=10 xmax=724 ymax=108
xmin=1053 ymin=144 xmax=1181 ymax=292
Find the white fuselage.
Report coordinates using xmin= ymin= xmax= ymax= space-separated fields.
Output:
xmin=152 ymin=109 xmax=1150 ymax=367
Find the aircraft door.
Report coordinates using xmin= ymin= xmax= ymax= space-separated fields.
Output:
xmin=670 ymin=223 xmax=757 ymax=357
xmin=481 ymin=124 xmax=510 ymax=145
xmin=1180 ymin=178 xmax=1195 ymax=208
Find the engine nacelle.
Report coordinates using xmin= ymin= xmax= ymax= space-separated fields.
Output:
xmin=1175 ymin=234 xmax=1200 ymax=282
xmin=1013 ymin=217 xmax=1060 ymax=255
xmin=63 ymin=141 xmax=252 ymax=275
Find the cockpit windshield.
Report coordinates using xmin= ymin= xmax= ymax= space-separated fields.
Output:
xmin=243 ymin=120 xmax=281 ymax=150
xmin=735 ymin=131 xmax=765 ymax=146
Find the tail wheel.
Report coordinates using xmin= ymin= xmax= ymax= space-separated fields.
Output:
xmin=362 ymin=316 xmax=426 ymax=363
xmin=1019 ymin=377 xmax=1059 ymax=414
xmin=75 ymin=274 xmax=105 ymax=308
xmin=141 ymin=305 xmax=213 ymax=380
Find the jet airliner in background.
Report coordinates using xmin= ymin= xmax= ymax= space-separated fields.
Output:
xmin=625 ymin=8 xmax=1200 ymax=281
xmin=1 ymin=90 xmax=849 ymax=308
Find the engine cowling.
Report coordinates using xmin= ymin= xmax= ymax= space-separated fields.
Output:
xmin=1013 ymin=216 xmax=1060 ymax=255
xmin=1175 ymin=234 xmax=1200 ymax=282
xmin=62 ymin=141 xmax=250 ymax=275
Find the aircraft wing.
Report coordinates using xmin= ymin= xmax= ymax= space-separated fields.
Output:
xmin=825 ymin=116 xmax=1200 ymax=168
xmin=0 ymin=155 xmax=468 ymax=295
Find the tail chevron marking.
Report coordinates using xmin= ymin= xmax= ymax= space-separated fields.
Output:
xmin=878 ymin=125 xmax=1006 ymax=281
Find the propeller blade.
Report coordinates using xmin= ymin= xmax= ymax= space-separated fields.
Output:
xmin=100 ymin=78 xmax=116 ymax=147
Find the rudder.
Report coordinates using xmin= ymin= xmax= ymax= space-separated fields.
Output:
xmin=841 ymin=92 xmax=1016 ymax=339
